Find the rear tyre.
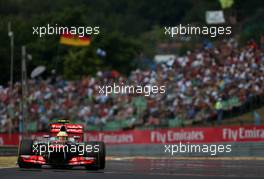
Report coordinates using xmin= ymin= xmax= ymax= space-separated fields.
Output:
xmin=97 ymin=142 xmax=105 ymax=169
xmin=84 ymin=141 xmax=106 ymax=170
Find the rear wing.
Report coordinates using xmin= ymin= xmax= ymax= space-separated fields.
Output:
xmin=50 ymin=124 xmax=84 ymax=134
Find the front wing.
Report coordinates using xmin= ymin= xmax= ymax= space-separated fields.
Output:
xmin=18 ymin=155 xmax=95 ymax=166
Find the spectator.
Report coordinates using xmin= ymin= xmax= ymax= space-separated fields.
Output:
xmin=0 ymin=39 xmax=264 ymax=132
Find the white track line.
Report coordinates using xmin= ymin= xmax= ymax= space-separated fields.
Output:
xmin=106 ymin=156 xmax=264 ymax=161
xmin=0 ymin=167 xmax=16 ymax=169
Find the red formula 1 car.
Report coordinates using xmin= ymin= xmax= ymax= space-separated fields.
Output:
xmin=17 ymin=121 xmax=105 ymax=170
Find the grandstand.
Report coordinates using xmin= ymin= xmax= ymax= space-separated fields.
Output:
xmin=0 ymin=38 xmax=263 ymax=132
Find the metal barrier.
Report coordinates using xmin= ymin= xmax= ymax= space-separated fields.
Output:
xmin=106 ymin=142 xmax=264 ymax=157
xmin=0 ymin=146 xmax=18 ymax=156
xmin=1 ymin=142 xmax=264 ymax=157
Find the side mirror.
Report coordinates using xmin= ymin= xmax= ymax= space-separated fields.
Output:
xmin=43 ymin=135 xmax=50 ymax=138
xmin=73 ymin=136 xmax=80 ymax=139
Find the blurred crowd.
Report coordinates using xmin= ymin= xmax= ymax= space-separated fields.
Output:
xmin=1 ymin=39 xmax=264 ymax=132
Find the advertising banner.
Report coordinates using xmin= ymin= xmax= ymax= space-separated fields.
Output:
xmin=1 ymin=125 xmax=264 ymax=145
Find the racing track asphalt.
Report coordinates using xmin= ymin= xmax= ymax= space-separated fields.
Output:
xmin=1 ymin=158 xmax=264 ymax=179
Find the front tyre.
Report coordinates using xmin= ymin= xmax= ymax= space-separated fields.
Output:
xmin=17 ymin=139 xmax=41 ymax=168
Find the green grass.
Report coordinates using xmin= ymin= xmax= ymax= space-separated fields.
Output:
xmin=0 ymin=156 xmax=17 ymax=168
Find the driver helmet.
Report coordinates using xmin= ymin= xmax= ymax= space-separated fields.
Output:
xmin=56 ymin=126 xmax=68 ymax=141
